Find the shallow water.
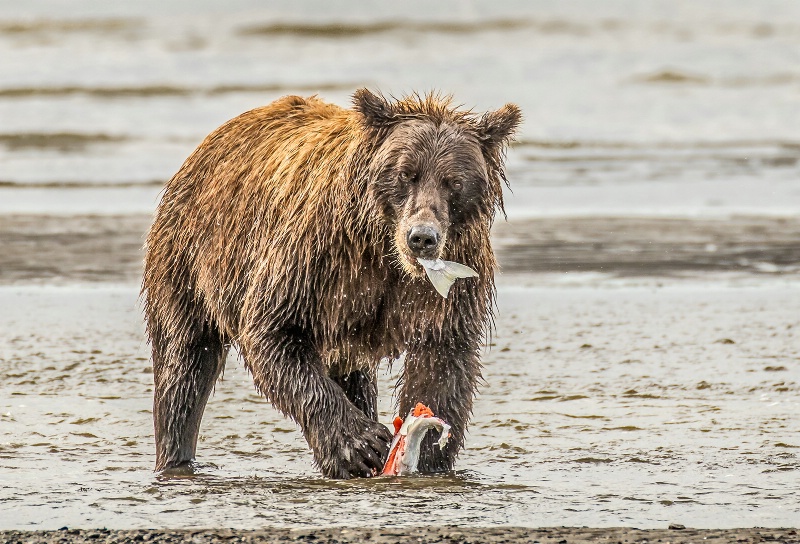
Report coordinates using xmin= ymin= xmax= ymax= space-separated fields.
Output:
xmin=1 ymin=282 xmax=798 ymax=529
xmin=1 ymin=0 xmax=800 ymax=216
xmin=1 ymin=0 xmax=799 ymax=532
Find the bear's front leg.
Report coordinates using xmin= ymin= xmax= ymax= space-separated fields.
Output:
xmin=240 ymin=327 xmax=392 ymax=479
xmin=331 ymin=368 xmax=378 ymax=421
xmin=398 ymin=334 xmax=482 ymax=473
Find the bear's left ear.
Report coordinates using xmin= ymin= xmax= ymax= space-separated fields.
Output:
xmin=475 ymin=103 xmax=522 ymax=149
xmin=353 ymin=88 xmax=399 ymax=131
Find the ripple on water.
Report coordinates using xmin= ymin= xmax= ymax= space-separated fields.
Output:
xmin=1 ymin=283 xmax=799 ymax=528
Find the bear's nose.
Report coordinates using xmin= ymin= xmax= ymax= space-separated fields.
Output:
xmin=407 ymin=225 xmax=440 ymax=256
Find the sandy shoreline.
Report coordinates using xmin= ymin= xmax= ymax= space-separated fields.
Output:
xmin=2 ymin=527 xmax=799 ymax=544
xmin=1 ymin=214 xmax=798 ymax=284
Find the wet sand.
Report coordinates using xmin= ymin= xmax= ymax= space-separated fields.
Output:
xmin=2 ymin=281 xmax=798 ymax=529
xmin=2 ymin=527 xmax=799 ymax=544
xmin=2 ymin=214 xmax=799 ymax=283
xmin=492 ymin=216 xmax=800 ymax=276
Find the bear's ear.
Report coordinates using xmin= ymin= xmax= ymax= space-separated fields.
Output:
xmin=353 ymin=88 xmax=399 ymax=131
xmin=475 ymin=103 xmax=522 ymax=149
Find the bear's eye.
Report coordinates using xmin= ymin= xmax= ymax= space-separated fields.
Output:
xmin=451 ymin=180 xmax=463 ymax=191
xmin=399 ymin=171 xmax=417 ymax=184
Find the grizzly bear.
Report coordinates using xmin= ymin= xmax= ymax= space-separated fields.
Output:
xmin=143 ymin=89 xmax=521 ymax=478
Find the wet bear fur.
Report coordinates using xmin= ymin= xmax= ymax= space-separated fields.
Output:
xmin=143 ymin=89 xmax=521 ymax=478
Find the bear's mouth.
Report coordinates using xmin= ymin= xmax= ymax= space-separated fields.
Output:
xmin=397 ymin=250 xmax=427 ymax=277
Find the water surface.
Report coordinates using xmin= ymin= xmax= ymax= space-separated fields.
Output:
xmin=1 ymin=283 xmax=798 ymax=528
xmin=1 ymin=0 xmax=799 ymax=531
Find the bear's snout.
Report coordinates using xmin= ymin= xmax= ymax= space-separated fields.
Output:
xmin=406 ymin=224 xmax=440 ymax=258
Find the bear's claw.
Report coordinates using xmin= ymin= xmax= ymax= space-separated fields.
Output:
xmin=314 ymin=411 xmax=392 ymax=479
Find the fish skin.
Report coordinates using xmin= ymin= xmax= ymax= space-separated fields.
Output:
xmin=417 ymin=258 xmax=479 ymax=298
xmin=381 ymin=406 xmax=451 ymax=476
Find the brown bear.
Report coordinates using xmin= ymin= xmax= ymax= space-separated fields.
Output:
xmin=142 ymin=89 xmax=521 ymax=478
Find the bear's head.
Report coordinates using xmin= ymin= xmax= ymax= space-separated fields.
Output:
xmin=354 ymin=88 xmax=521 ymax=277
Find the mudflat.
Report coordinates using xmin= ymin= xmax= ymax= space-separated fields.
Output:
xmin=2 ymin=527 xmax=799 ymax=543
xmin=2 ymin=214 xmax=799 ymax=283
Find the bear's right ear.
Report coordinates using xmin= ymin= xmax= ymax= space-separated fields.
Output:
xmin=353 ymin=88 xmax=399 ymax=131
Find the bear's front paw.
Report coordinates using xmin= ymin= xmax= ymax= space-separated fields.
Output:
xmin=313 ymin=413 xmax=393 ymax=479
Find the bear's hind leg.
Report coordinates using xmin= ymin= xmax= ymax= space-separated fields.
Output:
xmin=151 ymin=316 xmax=228 ymax=472
xmin=331 ymin=368 xmax=378 ymax=421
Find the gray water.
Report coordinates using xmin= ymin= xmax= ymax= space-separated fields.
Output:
xmin=1 ymin=283 xmax=798 ymax=529
xmin=2 ymin=0 xmax=800 ymax=216
xmin=0 ymin=0 xmax=799 ymax=531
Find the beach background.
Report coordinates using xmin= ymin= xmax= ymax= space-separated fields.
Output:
xmin=1 ymin=0 xmax=799 ymax=534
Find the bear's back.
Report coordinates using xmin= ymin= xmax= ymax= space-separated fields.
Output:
xmin=147 ymin=95 xmax=377 ymax=337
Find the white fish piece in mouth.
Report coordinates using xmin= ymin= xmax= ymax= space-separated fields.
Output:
xmin=417 ymin=258 xmax=479 ymax=298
